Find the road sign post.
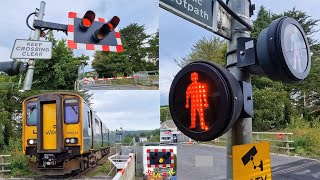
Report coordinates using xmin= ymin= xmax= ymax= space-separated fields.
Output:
xmin=23 ymin=1 xmax=46 ymax=90
xmin=226 ymin=0 xmax=252 ymax=179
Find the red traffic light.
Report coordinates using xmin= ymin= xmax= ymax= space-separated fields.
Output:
xmin=93 ymin=16 xmax=120 ymax=41
xmin=80 ymin=10 xmax=95 ymax=30
xmin=169 ymin=61 xmax=243 ymax=141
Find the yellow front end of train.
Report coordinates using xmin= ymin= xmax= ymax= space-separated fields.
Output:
xmin=22 ymin=92 xmax=109 ymax=175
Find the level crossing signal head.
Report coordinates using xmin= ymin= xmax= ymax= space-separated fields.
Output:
xmin=169 ymin=61 xmax=243 ymax=141
xmin=67 ymin=11 xmax=123 ymax=52
xmin=256 ymin=17 xmax=311 ymax=83
xmin=0 ymin=60 xmax=27 ymax=76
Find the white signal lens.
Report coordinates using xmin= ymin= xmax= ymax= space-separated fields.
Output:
xmin=29 ymin=139 xmax=34 ymax=145
xmin=66 ymin=139 xmax=70 ymax=143
xmin=71 ymin=138 xmax=75 ymax=144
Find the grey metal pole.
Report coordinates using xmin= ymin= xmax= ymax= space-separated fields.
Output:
xmin=226 ymin=0 xmax=252 ymax=179
xmin=22 ymin=1 xmax=46 ymax=90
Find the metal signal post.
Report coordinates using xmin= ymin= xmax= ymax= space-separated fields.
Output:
xmin=226 ymin=0 xmax=252 ymax=179
xmin=23 ymin=1 xmax=46 ymax=90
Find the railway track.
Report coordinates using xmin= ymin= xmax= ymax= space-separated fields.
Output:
xmin=68 ymin=154 xmax=110 ymax=179
xmin=34 ymin=151 xmax=111 ymax=180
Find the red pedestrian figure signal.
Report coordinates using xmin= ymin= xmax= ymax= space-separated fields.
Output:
xmin=169 ymin=61 xmax=244 ymax=141
xmin=185 ymin=72 xmax=209 ymax=131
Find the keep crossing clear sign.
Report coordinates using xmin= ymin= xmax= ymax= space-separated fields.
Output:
xmin=233 ymin=142 xmax=272 ymax=180
xmin=11 ymin=39 xmax=53 ymax=59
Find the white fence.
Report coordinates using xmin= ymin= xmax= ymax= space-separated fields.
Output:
xmin=213 ymin=132 xmax=294 ymax=154
xmin=0 ymin=155 xmax=11 ymax=173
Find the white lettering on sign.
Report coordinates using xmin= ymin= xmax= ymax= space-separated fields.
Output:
xmin=11 ymin=39 xmax=53 ymax=59
xmin=170 ymin=0 xmax=209 ymax=21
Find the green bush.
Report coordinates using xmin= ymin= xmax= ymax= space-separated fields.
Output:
xmin=2 ymin=138 xmax=33 ymax=177
xmin=282 ymin=117 xmax=320 ymax=157
xmin=8 ymin=151 xmax=32 ymax=177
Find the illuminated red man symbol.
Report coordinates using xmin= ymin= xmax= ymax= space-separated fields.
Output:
xmin=185 ymin=72 xmax=209 ymax=131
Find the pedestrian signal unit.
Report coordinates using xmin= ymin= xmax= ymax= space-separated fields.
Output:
xmin=169 ymin=61 xmax=245 ymax=141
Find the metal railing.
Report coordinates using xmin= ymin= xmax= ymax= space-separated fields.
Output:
xmin=212 ymin=132 xmax=294 ymax=155
xmin=111 ymin=154 xmax=135 ymax=180
xmin=133 ymin=71 xmax=159 ymax=86
xmin=0 ymin=155 xmax=11 ymax=173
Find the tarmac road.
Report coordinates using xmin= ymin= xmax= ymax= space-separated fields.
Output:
xmin=177 ymin=144 xmax=320 ymax=180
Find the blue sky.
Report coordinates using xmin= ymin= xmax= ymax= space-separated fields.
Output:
xmin=0 ymin=0 xmax=158 ymax=71
xmin=160 ymin=0 xmax=320 ymax=105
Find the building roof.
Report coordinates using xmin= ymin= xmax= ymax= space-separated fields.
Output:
xmin=161 ymin=120 xmax=177 ymax=129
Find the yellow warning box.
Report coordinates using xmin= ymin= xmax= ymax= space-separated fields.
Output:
xmin=232 ymin=142 xmax=272 ymax=180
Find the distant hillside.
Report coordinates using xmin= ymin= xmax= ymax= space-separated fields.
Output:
xmin=109 ymin=129 xmax=159 ymax=144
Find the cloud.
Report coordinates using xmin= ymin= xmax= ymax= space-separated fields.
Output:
xmin=90 ymin=90 xmax=160 ymax=131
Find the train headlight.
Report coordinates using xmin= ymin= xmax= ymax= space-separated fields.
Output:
xmin=27 ymin=139 xmax=37 ymax=145
xmin=65 ymin=138 xmax=78 ymax=144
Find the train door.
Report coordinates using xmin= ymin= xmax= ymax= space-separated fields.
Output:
xmin=37 ymin=94 xmax=63 ymax=153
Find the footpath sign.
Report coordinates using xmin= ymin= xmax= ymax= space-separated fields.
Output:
xmin=233 ymin=142 xmax=272 ymax=180
xmin=11 ymin=39 xmax=53 ymax=59
xmin=159 ymin=0 xmax=231 ymax=39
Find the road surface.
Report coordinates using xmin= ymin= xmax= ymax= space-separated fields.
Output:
xmin=177 ymin=144 xmax=320 ymax=180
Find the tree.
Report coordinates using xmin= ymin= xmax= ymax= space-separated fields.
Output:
xmin=147 ymin=30 xmax=159 ymax=67
xmin=31 ymin=31 xmax=89 ymax=90
xmin=92 ymin=23 xmax=158 ymax=77
xmin=175 ymin=36 xmax=227 ymax=67
xmin=148 ymin=135 xmax=160 ymax=142
xmin=251 ymin=6 xmax=272 ymax=39
xmin=160 ymin=106 xmax=171 ymax=123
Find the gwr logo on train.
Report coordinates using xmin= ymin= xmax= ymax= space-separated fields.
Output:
xmin=22 ymin=92 xmax=110 ymax=174
xmin=44 ymin=125 xmax=57 ymax=135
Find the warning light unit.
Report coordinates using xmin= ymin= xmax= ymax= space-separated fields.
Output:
xmin=67 ymin=10 xmax=123 ymax=52
xmin=147 ymin=149 xmax=174 ymax=168
xmin=169 ymin=61 xmax=245 ymax=141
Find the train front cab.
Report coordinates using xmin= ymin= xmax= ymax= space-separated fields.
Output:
xmin=22 ymin=93 xmax=84 ymax=174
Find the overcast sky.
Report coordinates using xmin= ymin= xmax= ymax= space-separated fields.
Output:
xmin=0 ymin=0 xmax=158 ymax=71
xmin=160 ymin=0 xmax=320 ymax=105
xmin=90 ymin=90 xmax=160 ymax=131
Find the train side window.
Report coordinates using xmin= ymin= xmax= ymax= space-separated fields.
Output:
xmin=64 ymin=99 xmax=79 ymax=124
xmin=87 ymin=111 xmax=91 ymax=128
xmin=100 ymin=122 xmax=103 ymax=137
xmin=26 ymin=101 xmax=37 ymax=126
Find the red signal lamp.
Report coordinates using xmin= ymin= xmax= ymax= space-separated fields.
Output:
xmin=80 ymin=10 xmax=95 ymax=30
xmin=93 ymin=16 xmax=120 ymax=42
